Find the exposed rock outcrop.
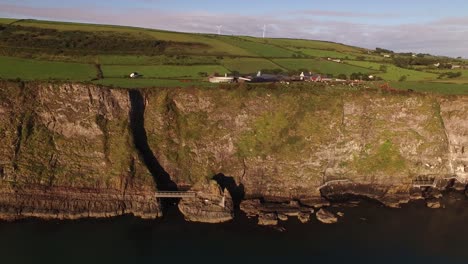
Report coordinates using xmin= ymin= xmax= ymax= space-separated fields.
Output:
xmin=0 ymin=81 xmax=159 ymax=220
xmin=143 ymin=87 xmax=468 ymax=216
xmin=178 ymin=180 xmax=234 ymax=223
xmin=316 ymin=209 xmax=338 ymax=224
xmin=1 ymin=81 xmax=468 ymax=222
xmin=258 ymin=213 xmax=278 ymax=226
xmin=426 ymin=200 xmax=442 ymax=209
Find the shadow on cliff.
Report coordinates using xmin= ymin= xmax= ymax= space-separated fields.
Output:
xmin=129 ymin=90 xmax=177 ymax=192
xmin=213 ymin=173 xmax=245 ymax=209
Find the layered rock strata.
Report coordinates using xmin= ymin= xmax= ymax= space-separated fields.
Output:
xmin=0 ymin=81 xmax=159 ymax=220
xmin=1 ymin=82 xmax=468 ymax=222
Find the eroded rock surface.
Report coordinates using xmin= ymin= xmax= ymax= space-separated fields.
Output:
xmin=1 ymin=82 xmax=468 ymax=222
xmin=178 ymin=180 xmax=234 ymax=223
xmin=0 ymin=82 xmax=159 ymax=220
xmin=316 ymin=209 xmax=338 ymax=224
xmin=143 ymin=88 xmax=468 ymax=216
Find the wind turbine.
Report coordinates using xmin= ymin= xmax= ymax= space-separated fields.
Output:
xmin=262 ymin=24 xmax=266 ymax=38
xmin=216 ymin=25 xmax=222 ymax=35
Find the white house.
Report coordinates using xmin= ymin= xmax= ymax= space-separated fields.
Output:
xmin=130 ymin=72 xmax=139 ymax=78
xmin=208 ymin=73 xmax=234 ymax=83
xmin=327 ymin=58 xmax=342 ymax=63
xmin=383 ymin=54 xmax=391 ymax=58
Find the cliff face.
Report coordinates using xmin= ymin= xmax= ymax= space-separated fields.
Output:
xmin=0 ymin=82 xmax=467 ymax=221
xmin=440 ymin=97 xmax=468 ymax=180
xmin=144 ymin=87 xmax=467 ymax=208
xmin=0 ymin=81 xmax=159 ymax=220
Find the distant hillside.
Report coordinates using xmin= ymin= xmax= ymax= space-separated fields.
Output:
xmin=0 ymin=18 xmax=468 ymax=93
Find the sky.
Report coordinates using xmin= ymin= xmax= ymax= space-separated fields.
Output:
xmin=1 ymin=0 xmax=468 ymax=57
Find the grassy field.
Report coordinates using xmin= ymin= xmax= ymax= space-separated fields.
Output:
xmin=274 ymin=59 xmax=375 ymax=75
xmin=426 ymin=69 xmax=468 ymax=83
xmin=0 ymin=18 xmax=17 ymax=24
xmin=0 ymin=56 xmax=96 ymax=80
xmin=346 ymin=60 xmax=438 ymax=81
xmin=260 ymin=38 xmax=364 ymax=53
xmin=221 ymin=58 xmax=283 ymax=73
xmin=11 ymin=20 xmax=252 ymax=57
xmin=97 ymin=55 xmax=220 ymax=65
xmin=93 ymin=78 xmax=214 ymax=88
xmin=290 ymin=48 xmax=356 ymax=59
xmin=101 ymin=65 xmax=229 ymax=79
xmin=217 ymin=36 xmax=296 ymax=57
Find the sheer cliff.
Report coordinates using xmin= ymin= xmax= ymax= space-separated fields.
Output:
xmin=0 ymin=81 xmax=467 ymax=221
xmin=0 ymin=81 xmax=159 ymax=220
xmin=143 ymin=86 xmax=467 ymax=208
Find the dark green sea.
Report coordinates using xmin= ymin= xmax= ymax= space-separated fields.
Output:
xmin=2 ymin=193 xmax=468 ymax=264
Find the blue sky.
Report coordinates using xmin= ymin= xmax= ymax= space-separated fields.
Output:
xmin=2 ymin=0 xmax=468 ymax=57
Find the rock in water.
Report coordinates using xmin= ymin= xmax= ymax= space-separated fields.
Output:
xmin=277 ymin=214 xmax=288 ymax=221
xmin=178 ymin=180 xmax=234 ymax=223
xmin=426 ymin=200 xmax=441 ymax=209
xmin=258 ymin=213 xmax=278 ymax=226
xmin=298 ymin=212 xmax=310 ymax=223
xmin=316 ymin=208 xmax=338 ymax=224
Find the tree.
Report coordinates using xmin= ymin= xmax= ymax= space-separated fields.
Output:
xmin=337 ymin=74 xmax=347 ymax=80
xmin=376 ymin=47 xmax=394 ymax=54
xmin=393 ymin=57 xmax=411 ymax=68
xmin=379 ymin=65 xmax=388 ymax=72
xmin=399 ymin=75 xmax=407 ymax=82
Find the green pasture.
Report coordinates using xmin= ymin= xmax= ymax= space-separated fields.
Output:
xmin=274 ymin=59 xmax=375 ymax=75
xmin=222 ymin=58 xmax=283 ymax=73
xmin=217 ymin=36 xmax=295 ymax=57
xmin=0 ymin=18 xmax=17 ymax=24
xmin=290 ymin=48 xmax=356 ymax=59
xmin=346 ymin=60 xmax=438 ymax=81
xmin=101 ymin=64 xmax=229 ymax=79
xmin=264 ymin=38 xmax=364 ymax=53
xmin=97 ymin=55 xmax=220 ymax=65
xmin=0 ymin=56 xmax=96 ymax=80
xmin=13 ymin=20 xmax=252 ymax=57
xmin=93 ymin=78 xmax=214 ymax=88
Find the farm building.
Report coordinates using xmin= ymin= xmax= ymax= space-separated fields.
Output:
xmin=209 ymin=73 xmax=234 ymax=83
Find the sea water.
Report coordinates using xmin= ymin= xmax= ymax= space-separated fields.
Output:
xmin=1 ymin=193 xmax=468 ymax=264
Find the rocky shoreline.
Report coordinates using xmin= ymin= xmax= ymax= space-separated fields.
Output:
xmin=0 ymin=185 xmax=161 ymax=221
xmin=176 ymin=178 xmax=468 ymax=225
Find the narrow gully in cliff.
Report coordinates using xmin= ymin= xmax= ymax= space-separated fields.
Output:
xmin=129 ymin=90 xmax=178 ymax=192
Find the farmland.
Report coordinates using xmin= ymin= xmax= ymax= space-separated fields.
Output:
xmin=0 ymin=56 xmax=97 ymax=81
xmin=274 ymin=59 xmax=375 ymax=75
xmin=102 ymin=65 xmax=229 ymax=79
xmin=221 ymin=58 xmax=284 ymax=73
xmin=0 ymin=18 xmax=467 ymax=92
xmin=346 ymin=60 xmax=438 ymax=81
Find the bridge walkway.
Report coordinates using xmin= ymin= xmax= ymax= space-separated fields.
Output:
xmin=154 ymin=191 xmax=197 ymax=198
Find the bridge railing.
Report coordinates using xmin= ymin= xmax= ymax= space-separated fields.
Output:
xmin=154 ymin=191 xmax=197 ymax=198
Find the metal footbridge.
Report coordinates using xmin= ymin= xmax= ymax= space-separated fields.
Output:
xmin=412 ymin=176 xmax=437 ymax=188
xmin=154 ymin=191 xmax=197 ymax=198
